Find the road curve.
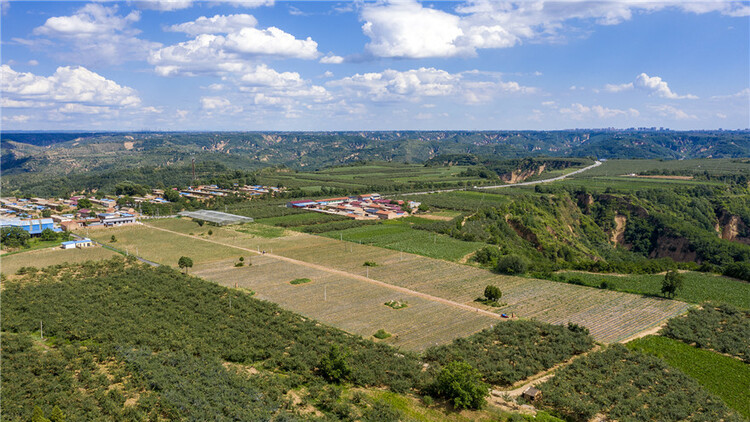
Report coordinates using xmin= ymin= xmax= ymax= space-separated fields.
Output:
xmin=402 ymin=160 xmax=602 ymax=196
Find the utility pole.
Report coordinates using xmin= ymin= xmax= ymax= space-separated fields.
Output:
xmin=40 ymin=321 xmax=43 ymax=340
xmin=324 ymin=285 xmax=327 ymax=301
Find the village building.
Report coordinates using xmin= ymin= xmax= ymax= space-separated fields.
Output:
xmin=61 ymin=238 xmax=93 ymax=249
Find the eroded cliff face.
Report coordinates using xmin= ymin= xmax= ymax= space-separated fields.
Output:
xmin=500 ymin=164 xmax=547 ymax=183
xmin=611 ymin=215 xmax=628 ymax=247
xmin=716 ymin=210 xmax=750 ymax=245
xmin=649 ymin=236 xmax=699 ymax=262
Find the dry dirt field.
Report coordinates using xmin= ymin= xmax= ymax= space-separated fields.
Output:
xmin=1 ymin=246 xmax=119 ymax=276
xmin=108 ymin=219 xmax=692 ymax=344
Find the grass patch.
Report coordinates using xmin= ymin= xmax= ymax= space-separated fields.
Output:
xmin=554 ymin=271 xmax=750 ymax=309
xmin=363 ymin=261 xmax=378 ymax=267
xmin=384 ymin=300 xmax=408 ymax=309
xmin=290 ymin=278 xmax=312 ymax=285
xmin=473 ymin=298 xmax=506 ymax=308
xmin=320 ymin=220 xmax=486 ymax=262
xmin=0 ymin=246 xmax=119 ymax=276
xmin=373 ymin=329 xmax=392 ymax=339
xmin=233 ymin=223 xmax=285 ymax=238
xmin=627 ymin=336 xmax=750 ymax=419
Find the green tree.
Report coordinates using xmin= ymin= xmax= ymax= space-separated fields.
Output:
xmin=163 ymin=188 xmax=181 ymax=202
xmin=41 ymin=209 xmax=52 ymax=218
xmin=31 ymin=406 xmax=50 ymax=422
xmin=110 ymin=235 xmax=117 ymax=243
xmin=661 ymin=270 xmax=684 ymax=298
xmin=49 ymin=406 xmax=65 ymax=422
xmin=76 ymin=198 xmax=92 ymax=209
xmin=434 ymin=361 xmax=489 ymax=410
xmin=178 ymin=256 xmax=193 ymax=274
xmin=318 ymin=345 xmax=350 ymax=383
xmin=40 ymin=228 xmax=58 ymax=241
xmin=484 ymin=285 xmax=502 ymax=302
xmin=1 ymin=227 xmax=31 ymax=248
xmin=496 ymin=254 xmax=528 ymax=275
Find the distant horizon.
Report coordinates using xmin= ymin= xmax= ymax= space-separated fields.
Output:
xmin=3 ymin=128 xmax=750 ymax=134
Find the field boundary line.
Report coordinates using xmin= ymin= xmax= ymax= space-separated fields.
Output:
xmin=143 ymin=223 xmax=506 ymax=320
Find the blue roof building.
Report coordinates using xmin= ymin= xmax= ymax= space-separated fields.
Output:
xmin=0 ymin=218 xmax=61 ymax=235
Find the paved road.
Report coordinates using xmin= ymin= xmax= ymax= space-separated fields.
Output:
xmin=402 ymin=160 xmax=602 ymax=196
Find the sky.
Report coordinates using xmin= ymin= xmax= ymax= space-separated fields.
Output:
xmin=1 ymin=0 xmax=749 ymax=131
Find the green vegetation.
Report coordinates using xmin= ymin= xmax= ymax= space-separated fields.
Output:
xmin=551 ymin=270 xmax=750 ymax=308
xmin=484 ymin=285 xmax=502 ymax=302
xmin=290 ymin=278 xmax=312 ymax=285
xmin=363 ymin=261 xmax=378 ymax=267
xmin=321 ymin=219 xmax=487 ymax=262
xmin=1 ymin=227 xmax=70 ymax=252
xmin=373 ymin=329 xmax=392 ymax=340
xmin=496 ymin=254 xmax=528 ymax=275
xmin=628 ymin=336 xmax=750 ymax=419
xmin=432 ymin=361 xmax=489 ymax=410
xmin=537 ymin=345 xmax=743 ymax=422
xmin=384 ymin=300 xmax=408 ymax=309
xmin=661 ymin=304 xmax=750 ymax=362
xmin=177 ymin=256 xmax=193 ymax=273
xmin=424 ymin=321 xmax=593 ymax=387
xmin=1 ymin=259 xmax=430 ymax=419
xmin=661 ymin=270 xmax=685 ymax=298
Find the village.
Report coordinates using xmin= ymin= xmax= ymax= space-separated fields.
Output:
xmin=287 ymin=193 xmax=420 ymax=220
xmin=0 ymin=183 xmax=284 ymax=248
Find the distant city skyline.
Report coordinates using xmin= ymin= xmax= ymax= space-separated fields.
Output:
xmin=1 ymin=0 xmax=749 ymax=131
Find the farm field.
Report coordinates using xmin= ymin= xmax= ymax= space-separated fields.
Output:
xmin=576 ymin=158 xmax=750 ymax=177
xmin=257 ymin=163 xmax=490 ymax=191
xmin=80 ymin=223 xmax=242 ymax=266
xmin=192 ymin=256 xmax=498 ymax=351
xmin=555 ymin=270 xmax=750 ymax=309
xmin=144 ymin=219 xmax=693 ymax=343
xmin=401 ymin=190 xmax=510 ymax=211
xmin=627 ymin=336 xmax=750 ymax=418
xmin=0 ymin=246 xmax=119 ymax=276
xmin=318 ymin=220 xmax=487 ymax=261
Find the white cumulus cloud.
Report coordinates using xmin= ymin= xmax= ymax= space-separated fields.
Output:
xmin=1 ymin=65 xmax=141 ymax=109
xmin=359 ymin=0 xmax=750 ymax=59
xmin=559 ymin=103 xmax=638 ymax=120
xmin=31 ymin=4 xmax=161 ymax=65
xmin=167 ymin=14 xmax=258 ymax=34
xmin=649 ymin=104 xmax=696 ymax=120
xmin=634 ymin=73 xmax=697 ymax=99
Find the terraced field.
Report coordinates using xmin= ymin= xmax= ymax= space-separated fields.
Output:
xmin=144 ymin=219 xmax=693 ymax=343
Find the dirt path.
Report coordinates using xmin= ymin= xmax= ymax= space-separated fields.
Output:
xmin=491 ymin=345 xmax=602 ymax=398
xmin=144 ymin=223 xmax=507 ymax=320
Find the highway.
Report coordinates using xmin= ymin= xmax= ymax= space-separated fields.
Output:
xmin=401 ymin=160 xmax=602 ymax=196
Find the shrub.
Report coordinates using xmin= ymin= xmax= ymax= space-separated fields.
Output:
xmin=484 ymin=285 xmax=502 ymax=302
xmin=373 ymin=329 xmax=391 ymax=339
xmin=723 ymin=262 xmax=750 ymax=282
xmin=363 ymin=261 xmax=377 ymax=267
xmin=661 ymin=270 xmax=684 ymax=298
xmin=318 ymin=345 xmax=350 ymax=383
xmin=433 ymin=361 xmax=489 ymax=410
xmin=290 ymin=278 xmax=311 ymax=285
xmin=496 ymin=254 xmax=529 ymax=275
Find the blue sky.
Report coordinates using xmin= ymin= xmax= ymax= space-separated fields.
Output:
xmin=1 ymin=0 xmax=748 ymax=130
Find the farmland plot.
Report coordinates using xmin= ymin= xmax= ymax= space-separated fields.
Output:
xmin=192 ymin=256 xmax=498 ymax=351
xmin=1 ymin=246 xmax=119 ymax=276
xmin=145 ymin=220 xmax=693 ymax=343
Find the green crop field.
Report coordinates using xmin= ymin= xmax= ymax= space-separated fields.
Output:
xmin=1 ymin=246 xmax=119 ymax=276
xmin=257 ymin=163 xmax=490 ymax=191
xmin=319 ymin=220 xmax=486 ymax=262
xmin=142 ymin=220 xmax=693 ymax=344
xmin=401 ymin=190 xmax=510 ymax=212
xmin=628 ymin=336 xmax=750 ymax=418
xmin=555 ymin=271 xmax=750 ymax=309
xmin=580 ymin=159 xmax=750 ymax=177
